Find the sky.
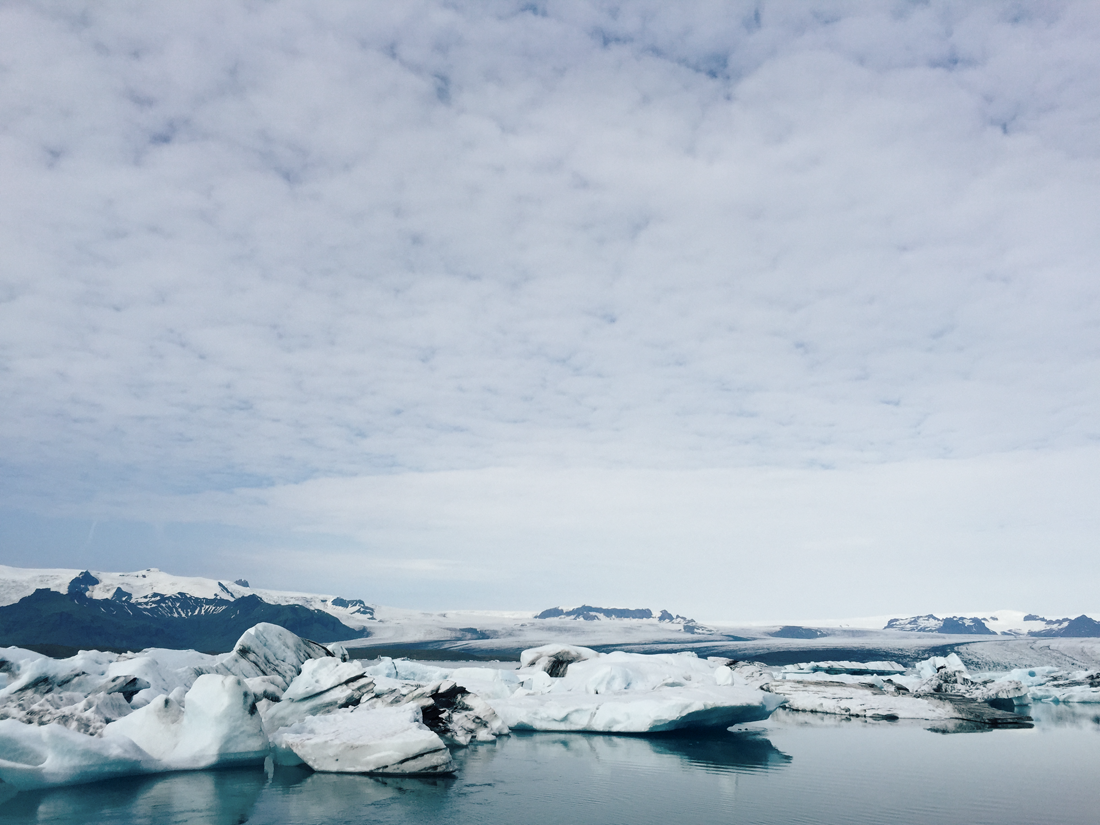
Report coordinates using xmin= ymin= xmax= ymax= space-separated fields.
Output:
xmin=1 ymin=0 xmax=1099 ymax=621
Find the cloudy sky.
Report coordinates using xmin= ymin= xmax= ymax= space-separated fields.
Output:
xmin=2 ymin=0 xmax=1098 ymax=620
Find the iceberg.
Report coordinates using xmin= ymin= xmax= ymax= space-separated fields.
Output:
xmin=519 ymin=643 xmax=599 ymax=677
xmin=779 ymin=660 xmax=906 ymax=677
xmin=489 ymin=650 xmax=783 ymax=733
xmin=0 ymin=648 xmax=134 ymax=734
xmin=0 ymin=719 xmax=155 ymax=790
xmin=262 ymin=657 xmax=377 ymax=731
xmin=215 ymin=623 xmax=335 ymax=691
xmin=376 ymin=679 xmax=509 ymax=745
xmin=0 ymin=628 xmax=785 ymax=790
xmin=104 ymin=674 xmax=269 ymax=770
xmin=763 ymin=654 xmax=1033 ymax=726
xmin=272 ymin=705 xmax=453 ymax=774
xmin=995 ymin=668 xmax=1100 ymax=703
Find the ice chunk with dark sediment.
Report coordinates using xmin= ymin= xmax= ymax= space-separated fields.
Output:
xmin=374 ymin=679 xmax=509 ymax=745
xmin=3 ymin=671 xmax=270 ymax=789
xmin=262 ymin=657 xmax=376 ymax=731
xmin=271 ymin=704 xmax=454 ymax=774
xmin=911 ymin=654 xmax=1030 ymax=709
xmin=997 ymin=667 xmax=1100 ymax=703
xmin=763 ymin=653 xmax=1033 ymax=727
xmin=214 ymin=622 xmax=334 ymax=691
xmin=780 ymin=660 xmax=906 ymax=676
xmin=0 ymin=649 xmax=136 ymax=735
xmin=520 ymin=644 xmax=599 ymax=677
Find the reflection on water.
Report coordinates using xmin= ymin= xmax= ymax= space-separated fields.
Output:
xmin=1027 ymin=701 xmax=1100 ymax=730
xmin=0 ymin=767 xmax=266 ymax=825
xmin=3 ymin=713 xmax=1100 ymax=825
xmin=645 ymin=729 xmax=792 ymax=773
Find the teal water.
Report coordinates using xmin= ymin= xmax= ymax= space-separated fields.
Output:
xmin=3 ymin=705 xmax=1099 ymax=824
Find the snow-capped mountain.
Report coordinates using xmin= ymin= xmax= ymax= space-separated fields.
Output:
xmin=885 ymin=615 xmax=997 ymax=635
xmin=535 ymin=605 xmax=702 ymax=626
xmin=0 ymin=565 xmax=376 ymax=624
xmin=884 ymin=611 xmax=1100 ymax=637
xmin=0 ymin=565 xmax=377 ymax=654
xmin=4 ymin=565 xmax=1099 ymax=659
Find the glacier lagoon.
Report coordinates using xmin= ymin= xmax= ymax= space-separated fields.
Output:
xmin=3 ymin=704 xmax=1099 ymax=825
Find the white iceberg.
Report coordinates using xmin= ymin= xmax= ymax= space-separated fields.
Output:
xmin=996 ymin=668 xmax=1100 ymax=703
xmin=489 ymin=650 xmax=783 ymax=733
xmin=272 ymin=704 xmax=453 ymax=774
xmin=104 ymin=674 xmax=269 ymax=770
xmin=762 ymin=654 xmax=1033 ymax=726
xmin=0 ymin=719 xmax=155 ymax=790
xmin=780 ymin=660 xmax=906 ymax=676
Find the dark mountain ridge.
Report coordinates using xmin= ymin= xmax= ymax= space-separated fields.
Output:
xmin=0 ymin=587 xmax=367 ymax=655
xmin=885 ymin=613 xmax=1100 ymax=637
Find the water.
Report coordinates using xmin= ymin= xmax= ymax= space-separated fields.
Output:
xmin=3 ymin=705 xmax=1099 ymax=825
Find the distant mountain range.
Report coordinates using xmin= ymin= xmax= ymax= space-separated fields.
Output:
xmin=0 ymin=565 xmax=373 ymax=655
xmin=884 ymin=613 xmax=1100 ymax=637
xmin=535 ymin=605 xmax=704 ymax=631
xmin=3 ymin=565 xmax=1098 ymax=657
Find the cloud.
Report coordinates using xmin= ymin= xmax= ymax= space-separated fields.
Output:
xmin=10 ymin=447 xmax=1084 ymax=619
xmin=1 ymin=1 xmax=1098 ymax=614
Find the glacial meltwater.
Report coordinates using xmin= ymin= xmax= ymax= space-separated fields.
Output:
xmin=3 ymin=704 xmax=1098 ymax=825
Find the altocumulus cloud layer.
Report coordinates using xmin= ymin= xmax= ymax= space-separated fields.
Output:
xmin=1 ymin=1 xmax=1098 ymax=618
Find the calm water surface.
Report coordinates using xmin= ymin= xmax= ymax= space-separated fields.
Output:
xmin=3 ymin=704 xmax=1099 ymax=824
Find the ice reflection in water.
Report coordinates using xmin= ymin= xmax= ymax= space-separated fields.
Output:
xmin=3 ymin=715 xmax=1100 ymax=825
xmin=0 ymin=730 xmax=787 ymax=825
xmin=0 ymin=767 xmax=267 ymax=825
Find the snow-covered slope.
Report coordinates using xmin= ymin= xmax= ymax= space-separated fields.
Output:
xmin=0 ymin=565 xmax=375 ymax=628
xmin=883 ymin=610 xmax=1100 ymax=638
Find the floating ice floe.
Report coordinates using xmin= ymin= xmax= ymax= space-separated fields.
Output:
xmin=779 ymin=661 xmax=906 ymax=677
xmin=0 ymin=673 xmax=270 ymax=789
xmin=272 ymin=704 xmax=453 ymax=774
xmin=991 ymin=667 xmax=1100 ymax=703
xmin=103 ymin=674 xmax=269 ymax=770
xmin=763 ymin=653 xmax=1032 ymax=726
xmin=486 ymin=650 xmax=784 ymax=733
xmin=0 ymin=718 xmax=155 ymax=789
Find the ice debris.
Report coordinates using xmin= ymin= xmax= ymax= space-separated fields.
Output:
xmin=763 ymin=653 xmax=1032 ymax=726
xmin=992 ymin=667 xmax=1100 ymax=703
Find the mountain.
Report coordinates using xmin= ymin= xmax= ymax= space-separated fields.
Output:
xmin=1026 ymin=614 xmax=1100 ymax=637
xmin=884 ymin=612 xmax=1100 ymax=637
xmin=0 ymin=565 xmax=374 ymax=654
xmin=535 ymin=605 xmax=708 ymax=633
xmin=885 ymin=615 xmax=997 ymax=635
